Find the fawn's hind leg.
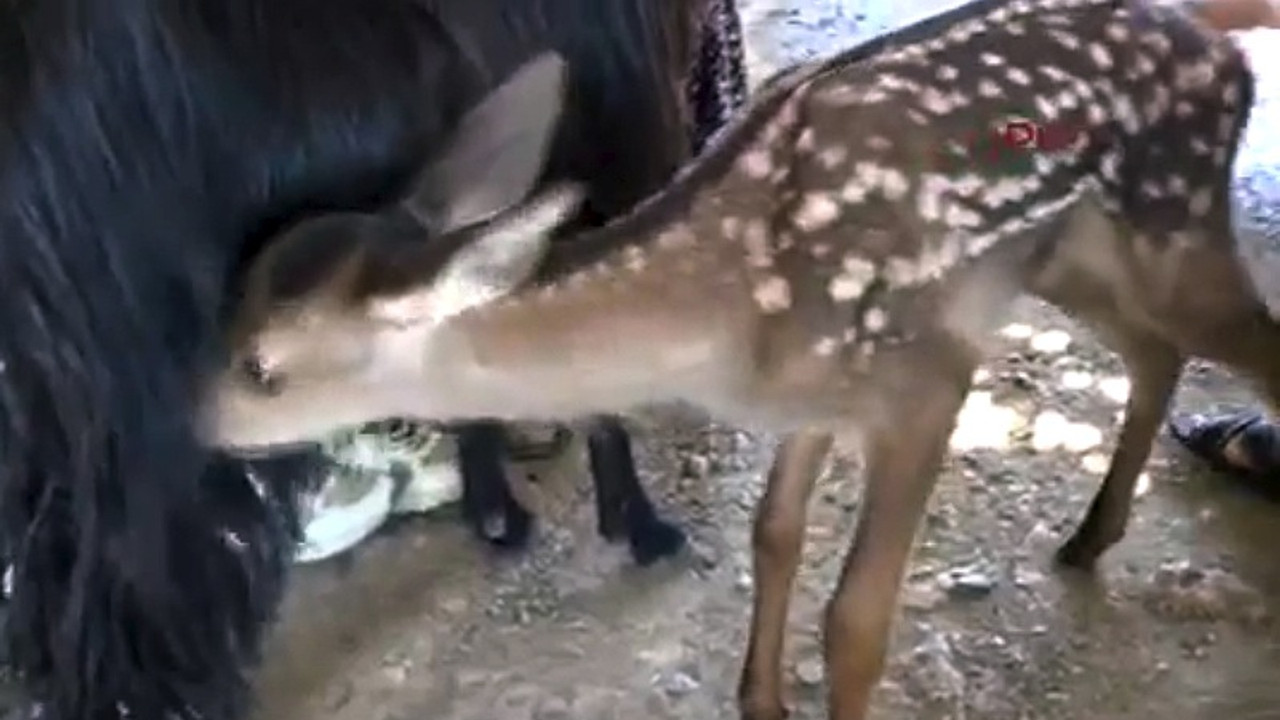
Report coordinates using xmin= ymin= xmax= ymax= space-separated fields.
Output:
xmin=739 ymin=430 xmax=833 ymax=720
xmin=1055 ymin=330 xmax=1183 ymax=569
xmin=824 ymin=350 xmax=975 ymax=720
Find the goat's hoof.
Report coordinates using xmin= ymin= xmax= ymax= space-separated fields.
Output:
xmin=597 ymin=514 xmax=630 ymax=543
xmin=629 ymin=518 xmax=686 ymax=566
xmin=474 ymin=507 xmax=534 ymax=552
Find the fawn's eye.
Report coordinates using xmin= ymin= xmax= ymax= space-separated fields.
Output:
xmin=240 ymin=355 xmax=284 ymax=396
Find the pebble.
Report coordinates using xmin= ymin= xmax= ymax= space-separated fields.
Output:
xmin=904 ymin=631 xmax=966 ymax=703
xmin=795 ymin=657 xmax=825 ymax=686
xmin=1029 ymin=329 xmax=1072 ymax=354
xmin=533 ymin=696 xmax=573 ymax=720
xmin=655 ymin=669 xmax=701 ymax=697
xmin=938 ymin=564 xmax=999 ymax=599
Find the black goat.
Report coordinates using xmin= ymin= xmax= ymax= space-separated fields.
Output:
xmin=0 ymin=1 xmax=740 ymax=719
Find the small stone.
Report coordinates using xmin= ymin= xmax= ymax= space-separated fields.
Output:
xmin=795 ymin=657 xmax=825 ymax=686
xmin=938 ymin=564 xmax=998 ymax=599
xmin=381 ymin=663 xmax=409 ymax=685
xmin=1013 ymin=566 xmax=1045 ymax=589
xmin=902 ymin=581 xmax=946 ymax=610
xmin=656 ymin=670 xmax=701 ymax=697
xmin=904 ymin=632 xmax=966 ymax=703
xmin=1028 ymin=329 xmax=1072 ymax=353
xmin=439 ymin=595 xmax=469 ymax=616
xmin=323 ymin=680 xmax=354 ymax=711
xmin=683 ymin=453 xmax=712 ymax=478
xmin=533 ymin=696 xmax=572 ymax=720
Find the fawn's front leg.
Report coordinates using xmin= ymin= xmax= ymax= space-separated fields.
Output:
xmin=739 ymin=430 xmax=834 ymax=720
xmin=824 ymin=367 xmax=972 ymax=720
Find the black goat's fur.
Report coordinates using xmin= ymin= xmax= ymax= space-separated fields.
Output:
xmin=0 ymin=1 xmax=741 ymax=718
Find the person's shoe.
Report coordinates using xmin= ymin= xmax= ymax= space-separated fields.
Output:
xmin=1168 ymin=410 xmax=1280 ymax=498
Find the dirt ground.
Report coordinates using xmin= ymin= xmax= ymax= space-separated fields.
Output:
xmin=252 ymin=3 xmax=1280 ymax=720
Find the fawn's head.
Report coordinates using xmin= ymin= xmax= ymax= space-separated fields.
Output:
xmin=206 ymin=52 xmax=583 ymax=452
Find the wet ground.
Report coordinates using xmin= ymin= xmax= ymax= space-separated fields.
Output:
xmin=253 ymin=3 xmax=1280 ymax=720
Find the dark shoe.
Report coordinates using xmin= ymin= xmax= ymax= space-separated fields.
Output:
xmin=1168 ymin=411 xmax=1280 ymax=497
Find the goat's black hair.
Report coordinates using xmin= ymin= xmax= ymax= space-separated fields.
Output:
xmin=0 ymin=1 xmax=713 ymax=718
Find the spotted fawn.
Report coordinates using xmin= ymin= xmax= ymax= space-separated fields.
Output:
xmin=205 ymin=0 xmax=1279 ymax=717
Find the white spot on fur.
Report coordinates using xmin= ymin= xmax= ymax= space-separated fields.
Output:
xmin=880 ymin=168 xmax=910 ymax=200
xmin=1189 ymin=188 xmax=1213 ymax=217
xmin=841 ymin=179 xmax=870 ymax=204
xmin=793 ymin=193 xmax=841 ymax=231
xmin=944 ymin=203 xmax=984 ymax=229
xmin=920 ymin=87 xmax=955 ymax=115
xmin=1087 ymin=102 xmax=1106 ymax=126
xmin=742 ymin=219 xmax=772 ymax=268
xmin=980 ymin=52 xmax=1005 ymax=66
xmin=1006 ymin=67 xmax=1031 ymax=85
xmin=1134 ymin=53 xmax=1156 ymax=78
xmin=864 ymin=307 xmax=888 ymax=332
xmin=620 ymin=245 xmax=646 ymax=272
xmin=916 ymin=174 xmax=950 ymax=222
xmin=753 ymin=276 xmax=791 ymax=313
xmin=978 ymin=79 xmax=1003 ymax=98
xmin=829 ymin=255 xmax=877 ymax=301
xmin=797 ymin=128 xmax=816 ymax=152
xmin=812 ymin=337 xmax=839 ymax=356
xmin=1089 ymin=43 xmax=1113 ymax=69
xmin=1175 ymin=61 xmax=1216 ymax=91
xmin=1039 ymin=65 xmax=1070 ymax=83
xmin=818 ymin=146 xmax=849 ymax=169
xmin=657 ymin=224 xmax=696 ymax=250
xmin=867 ymin=136 xmax=893 ymax=152
xmin=1047 ymin=29 xmax=1080 ymax=50
xmin=722 ymin=216 xmax=742 ymax=238
xmin=738 ymin=150 xmax=772 ymax=179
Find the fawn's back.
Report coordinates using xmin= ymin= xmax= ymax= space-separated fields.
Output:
xmin=630 ymin=0 xmax=1264 ymax=438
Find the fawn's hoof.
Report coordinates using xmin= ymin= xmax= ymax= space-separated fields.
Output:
xmin=629 ymin=517 xmax=687 ymax=566
xmin=739 ymin=698 xmax=789 ymax=720
xmin=1054 ymin=535 xmax=1103 ymax=571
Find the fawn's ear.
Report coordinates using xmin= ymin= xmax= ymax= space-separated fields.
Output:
xmin=369 ymin=184 xmax=583 ymax=325
xmin=404 ymin=52 xmax=569 ymax=233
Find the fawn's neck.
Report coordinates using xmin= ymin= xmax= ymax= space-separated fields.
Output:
xmin=420 ymin=70 xmax=819 ymax=422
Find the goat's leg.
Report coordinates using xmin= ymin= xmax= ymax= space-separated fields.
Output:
xmin=824 ymin=376 xmax=970 ymax=720
xmin=585 ymin=416 xmax=686 ymax=565
xmin=1057 ymin=335 xmax=1182 ymax=569
xmin=739 ymin=430 xmax=833 ymax=720
xmin=456 ymin=422 xmax=533 ymax=549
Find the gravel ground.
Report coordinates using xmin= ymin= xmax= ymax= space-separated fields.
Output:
xmin=243 ymin=3 xmax=1280 ymax=719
